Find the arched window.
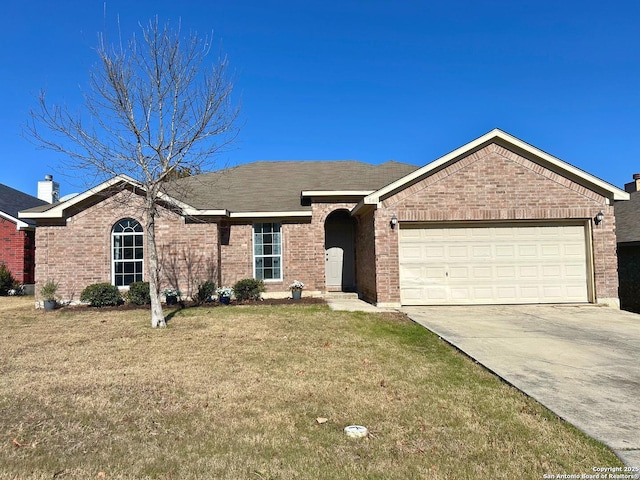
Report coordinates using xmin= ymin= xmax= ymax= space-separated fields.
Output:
xmin=112 ymin=219 xmax=143 ymax=287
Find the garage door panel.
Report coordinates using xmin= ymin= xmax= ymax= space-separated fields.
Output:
xmin=519 ymin=265 xmax=538 ymax=278
xmin=450 ymin=266 xmax=470 ymax=279
xmin=472 ymin=245 xmax=492 ymax=258
xmin=425 ymin=246 xmax=445 ymax=258
xmin=448 ymin=246 xmax=468 ymax=258
xmin=496 ymin=245 xmax=515 ymax=257
xmin=399 ymin=223 xmax=589 ymax=305
xmin=472 ymin=266 xmax=492 ymax=278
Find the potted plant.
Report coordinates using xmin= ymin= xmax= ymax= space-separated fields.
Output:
xmin=40 ymin=279 xmax=59 ymax=311
xmin=216 ymin=286 xmax=234 ymax=305
xmin=163 ymin=288 xmax=182 ymax=306
xmin=289 ymin=280 xmax=305 ymax=300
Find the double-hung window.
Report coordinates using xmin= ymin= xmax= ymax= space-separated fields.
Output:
xmin=253 ymin=223 xmax=282 ymax=280
xmin=112 ymin=218 xmax=144 ymax=287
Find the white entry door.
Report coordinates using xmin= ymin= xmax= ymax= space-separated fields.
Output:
xmin=399 ymin=223 xmax=590 ymax=305
xmin=325 ymin=246 xmax=345 ymax=290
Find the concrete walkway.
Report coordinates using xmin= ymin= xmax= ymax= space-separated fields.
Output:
xmin=324 ymin=294 xmax=397 ymax=313
xmin=402 ymin=304 xmax=640 ymax=467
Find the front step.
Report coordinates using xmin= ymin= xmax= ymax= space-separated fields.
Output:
xmin=323 ymin=292 xmax=359 ymax=299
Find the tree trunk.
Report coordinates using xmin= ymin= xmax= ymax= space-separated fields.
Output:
xmin=145 ymin=198 xmax=166 ymax=328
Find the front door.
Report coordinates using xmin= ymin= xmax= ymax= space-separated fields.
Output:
xmin=324 ymin=210 xmax=356 ymax=291
xmin=325 ymin=246 xmax=345 ymax=289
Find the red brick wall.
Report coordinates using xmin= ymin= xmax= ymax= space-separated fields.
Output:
xmin=34 ymin=190 xmax=361 ymax=301
xmin=374 ymin=143 xmax=619 ymax=305
xmin=355 ymin=209 xmax=377 ymax=303
xmin=218 ymin=205 xmax=357 ymax=294
xmin=35 ymin=190 xmax=218 ymax=302
xmin=0 ymin=218 xmax=35 ymax=284
xmin=219 ymin=223 xmax=252 ymax=287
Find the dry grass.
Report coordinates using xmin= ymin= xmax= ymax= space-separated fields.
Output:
xmin=0 ymin=297 xmax=621 ymax=479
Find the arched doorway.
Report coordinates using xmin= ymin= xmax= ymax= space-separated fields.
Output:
xmin=324 ymin=210 xmax=356 ymax=291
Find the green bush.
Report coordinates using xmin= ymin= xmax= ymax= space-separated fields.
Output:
xmin=128 ymin=281 xmax=151 ymax=305
xmin=233 ymin=278 xmax=265 ymax=301
xmin=0 ymin=264 xmax=17 ymax=296
xmin=80 ymin=283 xmax=122 ymax=307
xmin=196 ymin=280 xmax=216 ymax=305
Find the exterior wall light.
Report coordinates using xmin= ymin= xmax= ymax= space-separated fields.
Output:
xmin=390 ymin=215 xmax=398 ymax=229
xmin=595 ymin=211 xmax=604 ymax=225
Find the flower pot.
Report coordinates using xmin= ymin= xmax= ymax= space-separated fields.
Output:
xmin=43 ymin=300 xmax=56 ymax=311
xmin=166 ymin=295 xmax=178 ymax=306
xmin=291 ymin=289 xmax=302 ymax=300
xmin=219 ymin=295 xmax=231 ymax=305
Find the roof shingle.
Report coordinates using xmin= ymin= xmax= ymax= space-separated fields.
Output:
xmin=615 ymin=191 xmax=640 ymax=244
xmin=168 ymin=160 xmax=419 ymax=212
xmin=0 ymin=184 xmax=48 ymax=223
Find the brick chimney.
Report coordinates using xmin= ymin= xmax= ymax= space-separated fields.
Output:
xmin=37 ymin=174 xmax=60 ymax=204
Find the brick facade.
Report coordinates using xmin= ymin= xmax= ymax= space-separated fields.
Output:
xmin=354 ymin=208 xmax=377 ymax=302
xmin=30 ymin=141 xmax=622 ymax=308
xmin=369 ymin=144 xmax=618 ymax=305
xmin=35 ymin=190 xmax=218 ymax=302
xmin=0 ymin=218 xmax=36 ymax=284
xmin=34 ymin=189 xmax=360 ymax=302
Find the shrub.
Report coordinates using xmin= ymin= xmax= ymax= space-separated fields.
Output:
xmin=233 ymin=278 xmax=265 ymax=301
xmin=40 ymin=279 xmax=59 ymax=301
xmin=196 ymin=280 xmax=216 ymax=305
xmin=128 ymin=281 xmax=151 ymax=305
xmin=0 ymin=264 xmax=17 ymax=296
xmin=80 ymin=283 xmax=122 ymax=307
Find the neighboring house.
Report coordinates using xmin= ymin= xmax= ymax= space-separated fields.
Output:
xmin=0 ymin=180 xmax=50 ymax=287
xmin=20 ymin=129 xmax=628 ymax=307
xmin=614 ymin=174 xmax=640 ymax=312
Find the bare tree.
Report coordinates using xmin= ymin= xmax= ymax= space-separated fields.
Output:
xmin=27 ymin=17 xmax=239 ymax=327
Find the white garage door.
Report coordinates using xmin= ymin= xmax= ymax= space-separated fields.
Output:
xmin=399 ymin=223 xmax=589 ymax=305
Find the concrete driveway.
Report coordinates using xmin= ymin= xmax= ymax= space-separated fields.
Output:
xmin=402 ymin=304 xmax=640 ymax=467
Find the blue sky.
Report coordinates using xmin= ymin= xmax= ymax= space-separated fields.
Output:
xmin=2 ymin=0 xmax=639 ymax=198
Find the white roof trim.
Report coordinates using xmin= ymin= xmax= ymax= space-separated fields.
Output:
xmin=19 ymin=174 xmax=204 ymax=220
xmin=177 ymin=208 xmax=312 ymax=218
xmin=364 ymin=128 xmax=629 ymax=204
xmin=181 ymin=208 xmax=229 ymax=217
xmin=19 ymin=175 xmax=141 ymax=219
xmin=229 ymin=211 xmax=312 ymax=218
xmin=301 ymin=190 xmax=374 ymax=197
xmin=0 ymin=210 xmax=31 ymax=230
xmin=17 ymin=173 xmax=313 ymax=221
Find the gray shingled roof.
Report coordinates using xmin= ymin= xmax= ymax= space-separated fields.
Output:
xmin=615 ymin=191 xmax=640 ymax=244
xmin=0 ymin=183 xmax=48 ymax=224
xmin=168 ymin=160 xmax=420 ymax=212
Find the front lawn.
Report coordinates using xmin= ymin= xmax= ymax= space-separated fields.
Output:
xmin=0 ymin=297 xmax=622 ymax=479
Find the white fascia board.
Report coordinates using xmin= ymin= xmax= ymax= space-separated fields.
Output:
xmin=0 ymin=210 xmax=30 ymax=230
xmin=351 ymin=198 xmax=378 ymax=215
xmin=181 ymin=208 xmax=229 ymax=217
xmin=19 ymin=174 xmax=205 ymax=219
xmin=301 ymin=190 xmax=374 ymax=197
xmin=229 ymin=211 xmax=312 ymax=218
xmin=19 ymin=174 xmax=140 ymax=219
xmin=365 ymin=128 xmax=629 ymax=203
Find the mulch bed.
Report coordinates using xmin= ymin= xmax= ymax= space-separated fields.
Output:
xmin=57 ymin=296 xmax=326 ymax=312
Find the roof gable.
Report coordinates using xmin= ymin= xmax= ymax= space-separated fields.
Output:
xmin=359 ymin=129 xmax=628 ymax=211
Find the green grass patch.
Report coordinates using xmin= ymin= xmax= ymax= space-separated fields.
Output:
xmin=0 ymin=297 xmax=622 ymax=479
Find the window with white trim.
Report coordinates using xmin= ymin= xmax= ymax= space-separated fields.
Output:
xmin=253 ymin=223 xmax=282 ymax=280
xmin=112 ymin=218 xmax=143 ymax=287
